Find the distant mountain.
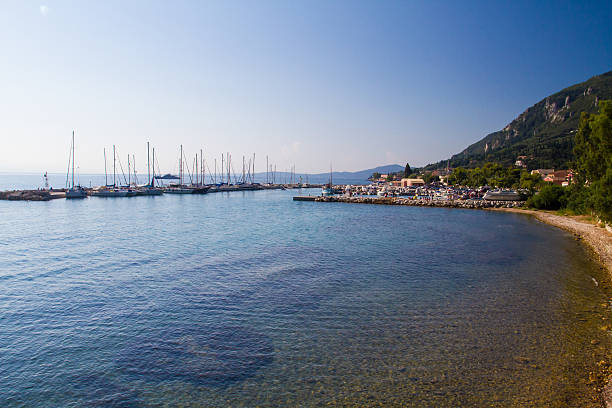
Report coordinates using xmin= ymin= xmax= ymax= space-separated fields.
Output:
xmin=253 ymin=164 xmax=403 ymax=185
xmin=426 ymin=70 xmax=612 ymax=170
xmin=316 ymin=164 xmax=404 ymax=184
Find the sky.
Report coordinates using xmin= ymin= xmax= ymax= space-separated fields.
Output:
xmin=0 ymin=1 xmax=610 ymax=175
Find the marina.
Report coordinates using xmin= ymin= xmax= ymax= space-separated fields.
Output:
xmin=0 ymin=136 xmax=323 ymax=201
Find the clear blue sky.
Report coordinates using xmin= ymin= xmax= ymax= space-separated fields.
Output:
xmin=0 ymin=0 xmax=610 ymax=174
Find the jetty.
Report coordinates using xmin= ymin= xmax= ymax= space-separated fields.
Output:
xmin=293 ymin=195 xmax=525 ymax=209
xmin=0 ymin=190 xmax=66 ymax=201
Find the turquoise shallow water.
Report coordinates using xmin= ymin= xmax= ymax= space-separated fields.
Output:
xmin=0 ymin=189 xmax=609 ymax=407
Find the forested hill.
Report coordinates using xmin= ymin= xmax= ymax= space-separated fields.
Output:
xmin=425 ymin=70 xmax=612 ymax=170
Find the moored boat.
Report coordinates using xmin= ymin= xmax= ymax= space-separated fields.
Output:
xmin=321 ymin=164 xmax=334 ymax=196
xmin=483 ymin=189 xmax=523 ymax=201
xmin=66 ymin=186 xmax=87 ymax=199
xmin=164 ymin=186 xmax=195 ymax=194
xmin=91 ymin=145 xmax=136 ymax=198
xmin=163 ymin=145 xmax=197 ymax=194
xmin=65 ymin=131 xmax=87 ymax=199
xmin=91 ymin=188 xmax=130 ymax=197
xmin=191 ymin=186 xmax=211 ymax=194
xmin=135 ymin=187 xmax=164 ymax=196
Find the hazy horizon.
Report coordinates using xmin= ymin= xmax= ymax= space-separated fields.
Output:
xmin=0 ymin=163 xmax=402 ymax=176
xmin=1 ymin=1 xmax=610 ymax=174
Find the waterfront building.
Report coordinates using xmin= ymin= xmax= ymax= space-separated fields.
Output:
xmin=401 ymin=178 xmax=425 ymax=187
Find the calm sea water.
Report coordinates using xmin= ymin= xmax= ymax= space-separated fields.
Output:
xmin=0 ymin=188 xmax=610 ymax=407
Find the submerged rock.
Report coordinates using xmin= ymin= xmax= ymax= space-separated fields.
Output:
xmin=116 ymin=325 xmax=274 ymax=387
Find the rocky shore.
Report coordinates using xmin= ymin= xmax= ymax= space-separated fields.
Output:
xmin=313 ymin=195 xmax=526 ymax=209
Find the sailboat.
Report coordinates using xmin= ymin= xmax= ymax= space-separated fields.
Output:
xmin=65 ymin=131 xmax=87 ymax=199
xmin=190 ymin=148 xmax=210 ymax=194
xmin=91 ymin=145 xmax=131 ymax=197
xmin=321 ymin=164 xmax=334 ymax=196
xmin=136 ymin=142 xmax=163 ymax=195
xmin=164 ymin=145 xmax=196 ymax=194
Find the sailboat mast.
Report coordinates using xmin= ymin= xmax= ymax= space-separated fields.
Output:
xmin=147 ymin=142 xmax=150 ymax=187
xmin=180 ymin=144 xmax=183 ymax=186
xmin=65 ymin=138 xmax=71 ymax=189
xmin=113 ymin=145 xmax=116 ymax=187
xmin=128 ymin=155 xmax=131 ymax=186
xmin=152 ymin=147 xmax=156 ymax=188
xmin=104 ymin=148 xmax=108 ymax=186
xmin=201 ymin=148 xmax=204 ymax=185
xmin=72 ymin=130 xmax=75 ymax=188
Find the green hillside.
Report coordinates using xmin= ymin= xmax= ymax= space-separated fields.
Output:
xmin=426 ymin=70 xmax=612 ymax=170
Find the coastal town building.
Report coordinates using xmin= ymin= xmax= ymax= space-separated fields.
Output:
xmin=531 ymin=169 xmax=555 ymax=178
xmin=532 ymin=169 xmax=573 ymax=186
xmin=514 ymin=156 xmax=528 ymax=168
xmin=552 ymin=170 xmax=572 ymax=186
xmin=401 ymin=178 xmax=425 ymax=187
xmin=371 ymin=174 xmax=389 ymax=183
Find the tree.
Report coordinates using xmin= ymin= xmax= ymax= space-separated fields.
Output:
xmin=527 ymin=184 xmax=567 ymax=210
xmin=422 ymin=172 xmax=436 ymax=184
xmin=404 ymin=163 xmax=411 ymax=178
xmin=519 ymin=172 xmax=542 ymax=192
xmin=468 ymin=168 xmax=487 ymax=187
xmin=447 ymin=167 xmax=468 ymax=185
xmin=573 ymin=100 xmax=612 ymax=223
xmin=371 ymin=172 xmax=381 ymax=180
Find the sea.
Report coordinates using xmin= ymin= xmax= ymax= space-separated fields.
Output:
xmin=0 ymin=181 xmax=610 ymax=407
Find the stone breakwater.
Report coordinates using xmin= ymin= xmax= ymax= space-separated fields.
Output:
xmin=0 ymin=190 xmax=56 ymax=201
xmin=313 ymin=196 xmax=525 ymax=209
